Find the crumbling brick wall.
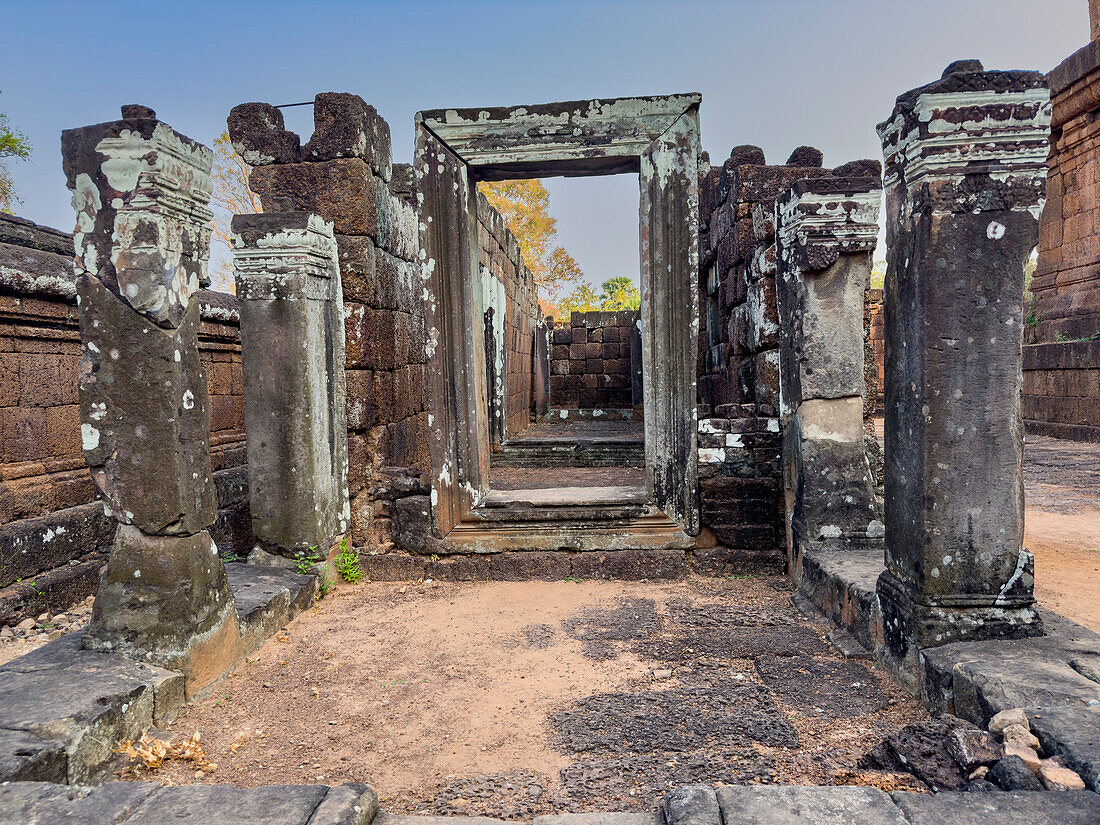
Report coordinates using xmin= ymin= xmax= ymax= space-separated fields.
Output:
xmin=475 ymin=191 xmax=541 ymax=439
xmin=865 ymin=289 xmax=885 ymax=414
xmin=0 ymin=213 xmax=249 ymax=623
xmin=1034 ymin=37 xmax=1100 ymax=342
xmin=549 ymin=310 xmax=636 ymax=410
xmin=694 ymin=146 xmax=833 ymax=568
xmin=1022 ymin=27 xmax=1100 ymax=442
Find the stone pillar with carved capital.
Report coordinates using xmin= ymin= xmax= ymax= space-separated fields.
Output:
xmin=875 ymin=62 xmax=1051 ymax=688
xmin=62 ymin=106 xmax=240 ymax=692
xmin=775 ymin=167 xmax=884 ymax=576
xmin=232 ymin=211 xmax=350 ymax=560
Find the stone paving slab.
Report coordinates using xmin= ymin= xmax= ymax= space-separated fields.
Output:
xmin=890 ymin=789 xmax=1100 ymax=825
xmin=716 ymin=785 xmax=908 ymax=825
xmin=921 ymin=633 xmax=1100 ymax=723
xmin=376 ymin=815 xmax=513 ymax=825
xmin=0 ymin=563 xmax=317 ymax=785
xmin=0 ymin=780 xmax=377 ymax=825
xmin=534 ymin=814 xmax=661 ymax=825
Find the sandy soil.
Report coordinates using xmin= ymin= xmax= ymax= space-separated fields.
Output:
xmin=1021 ymin=434 xmax=1100 ymax=633
xmin=122 ymin=578 xmax=927 ymax=814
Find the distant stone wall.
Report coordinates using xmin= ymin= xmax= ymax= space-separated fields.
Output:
xmin=1023 ymin=340 xmax=1100 ymax=442
xmin=549 ymin=310 xmax=636 ymax=410
xmin=0 ymin=214 xmax=249 ymax=623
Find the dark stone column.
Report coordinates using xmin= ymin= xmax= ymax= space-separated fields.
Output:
xmin=532 ymin=318 xmax=550 ymax=421
xmin=232 ymin=212 xmax=350 ymax=559
xmin=875 ymin=61 xmax=1052 ymax=686
xmin=62 ymin=106 xmax=240 ymax=690
xmin=774 ymin=170 xmax=884 ymax=572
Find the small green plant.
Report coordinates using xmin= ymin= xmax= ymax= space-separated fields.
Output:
xmin=1024 ymin=306 xmax=1040 ymax=328
xmin=334 ymin=538 xmax=363 ymax=583
xmin=294 ymin=546 xmax=323 ymax=576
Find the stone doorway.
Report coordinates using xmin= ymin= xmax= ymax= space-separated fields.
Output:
xmin=415 ymin=95 xmax=705 ymax=551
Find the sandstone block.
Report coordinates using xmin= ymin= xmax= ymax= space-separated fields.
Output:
xmin=227 ymin=102 xmax=301 ymax=165
xmin=250 ymin=159 xmax=379 ymax=237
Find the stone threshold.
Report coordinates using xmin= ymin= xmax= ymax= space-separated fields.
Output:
xmin=0 ymin=563 xmax=315 ymax=785
xmin=792 ymin=544 xmax=1100 ymax=794
xmin=3 ymin=781 xmax=1098 ymax=825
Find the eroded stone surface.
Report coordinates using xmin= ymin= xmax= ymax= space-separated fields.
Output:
xmin=875 ymin=61 xmax=1051 ymax=684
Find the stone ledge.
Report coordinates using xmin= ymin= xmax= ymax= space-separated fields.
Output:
xmin=0 ymin=563 xmax=317 ymax=784
xmin=0 ymin=780 xmax=378 ymax=825
xmin=792 ymin=544 xmax=883 ymax=650
xmin=358 ymin=546 xmax=783 ymax=583
xmin=1024 ymin=419 xmax=1100 ymax=444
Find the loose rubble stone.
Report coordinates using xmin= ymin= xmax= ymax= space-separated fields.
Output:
xmin=988 ymin=755 xmax=1044 ymax=791
xmin=1004 ymin=742 xmax=1042 ymax=774
xmin=947 ymin=728 xmax=1002 ymax=771
xmin=1039 ymin=759 xmax=1087 ymax=790
xmin=990 ymin=708 xmax=1030 ymax=736
xmin=1002 ymin=723 xmax=1041 ymax=751
xmin=878 ymin=717 xmax=971 ymax=790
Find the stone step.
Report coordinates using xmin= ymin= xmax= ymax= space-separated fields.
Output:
xmin=0 ymin=563 xmax=316 ymax=784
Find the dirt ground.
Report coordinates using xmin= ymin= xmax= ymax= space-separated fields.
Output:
xmin=123 ymin=578 xmax=927 ymax=815
xmin=1019 ymin=434 xmax=1100 ymax=631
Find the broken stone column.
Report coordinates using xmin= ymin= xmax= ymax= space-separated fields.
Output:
xmin=232 ymin=211 xmax=350 ymax=558
xmin=61 ymin=105 xmax=239 ymax=688
xmin=875 ymin=61 xmax=1052 ymax=684
xmin=774 ymin=168 xmax=884 ymax=571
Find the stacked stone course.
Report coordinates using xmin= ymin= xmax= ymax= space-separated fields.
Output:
xmin=549 ymin=310 xmax=637 ymax=410
xmin=1023 ymin=17 xmax=1100 ymax=442
xmin=694 ymin=145 xmax=833 ymax=568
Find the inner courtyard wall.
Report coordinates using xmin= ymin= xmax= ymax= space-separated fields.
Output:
xmin=549 ymin=310 xmax=637 ymax=411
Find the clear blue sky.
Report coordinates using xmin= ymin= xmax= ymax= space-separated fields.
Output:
xmin=1 ymin=0 xmax=1087 ymax=287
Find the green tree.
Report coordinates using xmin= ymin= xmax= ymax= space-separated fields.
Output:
xmin=0 ymin=93 xmax=32 ymax=213
xmin=558 ymin=283 xmax=600 ymax=314
xmin=598 ymin=276 xmax=641 ymax=310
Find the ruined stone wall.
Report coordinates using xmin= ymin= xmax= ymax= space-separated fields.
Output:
xmin=693 ymin=147 xmax=832 ymax=567
xmin=231 ymin=94 xmax=429 ymax=552
xmin=1034 ymin=40 xmax=1100 ymax=342
xmin=0 ymin=214 xmax=249 ymax=623
xmin=549 ymin=310 xmax=636 ymax=410
xmin=1022 ymin=29 xmax=1100 ymax=442
xmin=474 ymin=191 xmax=541 ymax=438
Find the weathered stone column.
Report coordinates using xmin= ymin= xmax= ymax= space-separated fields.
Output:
xmin=61 ymin=106 xmax=239 ymax=689
xmin=232 ymin=211 xmax=350 ymax=558
xmin=774 ymin=168 xmax=883 ymax=571
xmin=875 ymin=61 xmax=1051 ymax=684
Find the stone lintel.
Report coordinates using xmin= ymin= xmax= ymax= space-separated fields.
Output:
xmin=417 ymin=94 xmax=701 ymax=177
